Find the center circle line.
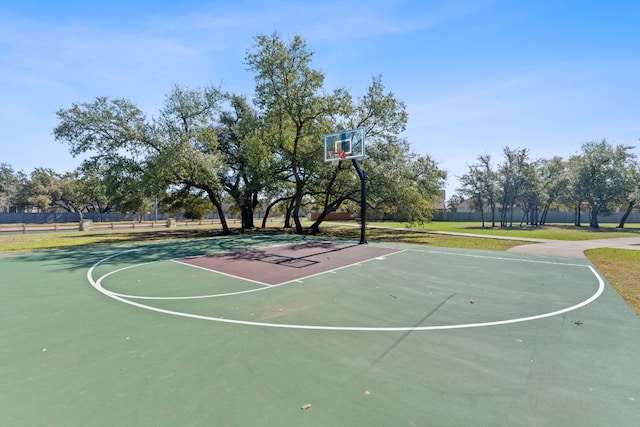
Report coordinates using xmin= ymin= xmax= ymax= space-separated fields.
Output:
xmin=87 ymin=249 xmax=605 ymax=332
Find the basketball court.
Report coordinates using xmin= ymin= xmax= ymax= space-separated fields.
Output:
xmin=2 ymin=234 xmax=639 ymax=426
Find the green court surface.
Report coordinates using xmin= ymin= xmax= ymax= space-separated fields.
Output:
xmin=1 ymin=234 xmax=639 ymax=426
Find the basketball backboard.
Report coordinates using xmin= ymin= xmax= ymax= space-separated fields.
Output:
xmin=324 ymin=128 xmax=365 ymax=162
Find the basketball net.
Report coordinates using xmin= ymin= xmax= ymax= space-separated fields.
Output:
xmin=329 ymin=149 xmax=347 ymax=166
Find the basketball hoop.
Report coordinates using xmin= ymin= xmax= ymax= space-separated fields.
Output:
xmin=323 ymin=128 xmax=364 ymax=163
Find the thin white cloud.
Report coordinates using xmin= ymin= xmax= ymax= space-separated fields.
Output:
xmin=139 ymin=0 xmax=494 ymax=46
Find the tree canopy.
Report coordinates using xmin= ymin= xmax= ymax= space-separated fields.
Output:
xmin=45 ymin=32 xmax=448 ymax=234
xmin=570 ymin=140 xmax=637 ymax=228
xmin=456 ymin=139 xmax=638 ymax=228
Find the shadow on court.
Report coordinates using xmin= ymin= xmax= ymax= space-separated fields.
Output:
xmin=177 ymin=241 xmax=400 ymax=285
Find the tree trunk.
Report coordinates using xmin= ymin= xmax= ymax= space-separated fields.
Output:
xmin=251 ymin=192 xmax=259 ymax=227
xmin=261 ymin=204 xmax=272 ymax=229
xmin=205 ymin=190 xmax=229 ymax=234
xmin=509 ymin=204 xmax=514 ymax=227
xmin=309 ymin=211 xmax=328 ymax=235
xmin=241 ymin=205 xmax=253 ymax=229
xmin=520 ymin=206 xmax=528 ymax=226
xmin=617 ymin=199 xmax=635 ymax=228
xmin=260 ymin=196 xmax=292 ymax=228
xmin=490 ymin=204 xmax=496 ymax=228
xmin=476 ymin=199 xmax=485 ymax=228
xmin=214 ymin=200 xmax=229 ymax=234
xmin=240 ymin=192 xmax=260 ymax=229
xmin=291 ymin=182 xmax=304 ymax=234
xmin=283 ymin=198 xmax=295 ymax=229
xmin=529 ymin=205 xmax=538 ymax=227
xmin=292 ymin=203 xmax=303 ymax=233
xmin=589 ymin=208 xmax=599 ymax=228
xmin=76 ymin=208 xmax=86 ymax=231
xmin=240 ymin=196 xmax=255 ymax=229
xmin=540 ymin=205 xmax=549 ymax=225
xmin=309 ymin=197 xmax=349 ymax=234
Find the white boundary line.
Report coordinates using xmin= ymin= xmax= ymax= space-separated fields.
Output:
xmin=87 ymin=247 xmax=605 ymax=332
xmin=275 ymin=250 xmax=404 ymax=286
xmin=171 ymin=258 xmax=274 ymax=287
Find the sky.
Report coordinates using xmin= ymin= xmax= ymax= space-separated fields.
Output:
xmin=1 ymin=0 xmax=639 ymax=199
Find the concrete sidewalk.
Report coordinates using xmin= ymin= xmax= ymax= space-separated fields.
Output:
xmin=507 ymin=236 xmax=640 ymax=258
xmin=426 ymin=229 xmax=640 ymax=258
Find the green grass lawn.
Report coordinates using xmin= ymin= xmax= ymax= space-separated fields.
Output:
xmin=585 ymin=248 xmax=640 ymax=315
xmin=370 ymin=221 xmax=640 ymax=240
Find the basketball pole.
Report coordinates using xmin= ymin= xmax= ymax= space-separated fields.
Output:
xmin=352 ymin=158 xmax=367 ymax=244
